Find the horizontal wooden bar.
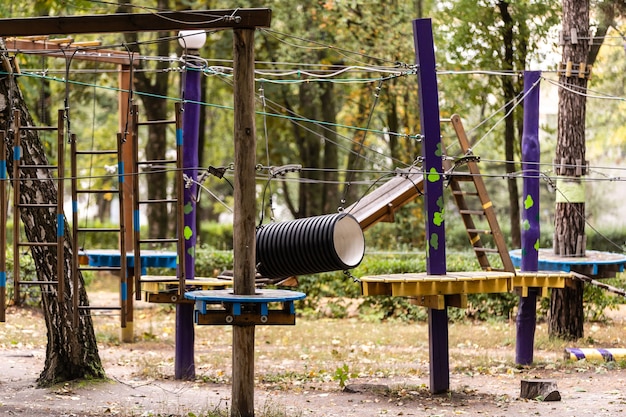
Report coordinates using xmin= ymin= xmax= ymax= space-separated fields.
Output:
xmin=0 ymin=9 xmax=272 ymax=37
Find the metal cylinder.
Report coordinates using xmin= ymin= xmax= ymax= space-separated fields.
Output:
xmin=256 ymin=213 xmax=365 ymax=279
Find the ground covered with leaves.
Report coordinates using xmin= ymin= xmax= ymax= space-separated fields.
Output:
xmin=1 ymin=301 xmax=626 ymax=416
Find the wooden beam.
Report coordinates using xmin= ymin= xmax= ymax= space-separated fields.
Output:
xmin=4 ymin=39 xmax=134 ymax=66
xmin=0 ymin=9 xmax=272 ymax=37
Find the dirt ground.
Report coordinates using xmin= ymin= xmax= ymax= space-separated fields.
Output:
xmin=1 ymin=346 xmax=625 ymax=417
xmin=1 ymin=301 xmax=626 ymax=416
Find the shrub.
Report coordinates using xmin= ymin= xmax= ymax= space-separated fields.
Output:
xmin=198 ymin=222 xmax=233 ymax=250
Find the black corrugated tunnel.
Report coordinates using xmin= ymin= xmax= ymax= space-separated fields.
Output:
xmin=256 ymin=212 xmax=365 ymax=279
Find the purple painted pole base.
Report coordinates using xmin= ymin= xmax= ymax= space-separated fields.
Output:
xmin=515 ymin=291 xmax=537 ymax=365
xmin=428 ymin=308 xmax=449 ymax=393
xmin=175 ymin=303 xmax=195 ymax=379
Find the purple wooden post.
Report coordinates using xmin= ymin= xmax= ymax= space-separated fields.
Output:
xmin=413 ymin=18 xmax=448 ymax=394
xmin=175 ymin=35 xmax=205 ymax=380
xmin=182 ymin=63 xmax=201 ymax=282
xmin=516 ymin=70 xmax=541 ymax=365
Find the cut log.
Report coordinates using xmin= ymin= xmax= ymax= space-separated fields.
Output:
xmin=520 ymin=379 xmax=561 ymax=401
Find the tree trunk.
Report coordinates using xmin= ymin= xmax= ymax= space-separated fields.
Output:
xmin=320 ymin=82 xmax=339 ymax=214
xmin=0 ymin=40 xmax=105 ymax=386
xmin=549 ymin=0 xmax=589 ymax=340
xmin=118 ymin=0 xmax=173 ymax=240
xmin=498 ymin=1 xmax=521 ymax=248
xmin=296 ymin=81 xmax=322 ymax=218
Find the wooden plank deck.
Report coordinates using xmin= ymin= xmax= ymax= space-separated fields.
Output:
xmin=361 ymin=270 xmax=572 ymax=307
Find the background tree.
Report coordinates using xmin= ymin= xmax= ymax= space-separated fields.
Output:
xmin=435 ymin=0 xmax=560 ymax=248
xmin=116 ymin=0 xmax=176 ymax=240
xmin=548 ymin=0 xmax=626 ymax=340
xmin=256 ymin=1 xmax=422 ymax=224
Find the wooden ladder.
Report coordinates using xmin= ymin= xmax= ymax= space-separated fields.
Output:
xmin=70 ymin=122 xmax=128 ymax=327
xmin=131 ymin=102 xmax=186 ymax=303
xmin=10 ymin=109 xmax=66 ymax=310
xmin=443 ymin=115 xmax=515 ymax=273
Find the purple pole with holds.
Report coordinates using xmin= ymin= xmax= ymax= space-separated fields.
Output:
xmin=413 ymin=18 xmax=448 ymax=394
xmin=516 ymin=70 xmax=541 ymax=365
xmin=175 ymin=30 xmax=206 ymax=380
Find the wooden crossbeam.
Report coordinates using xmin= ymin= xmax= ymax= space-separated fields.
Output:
xmin=0 ymin=9 xmax=272 ymax=37
xmin=4 ymin=39 xmax=134 ymax=65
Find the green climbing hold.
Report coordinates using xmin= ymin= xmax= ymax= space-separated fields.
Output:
xmin=184 ymin=202 xmax=194 ymax=215
xmin=522 ymin=219 xmax=530 ymax=231
xmin=427 ymin=167 xmax=440 ymax=182
xmin=534 ymin=239 xmax=540 ymax=251
xmin=187 ymin=247 xmax=195 ymax=257
xmin=184 ymin=225 xmax=193 ymax=240
xmin=524 ymin=195 xmax=534 ymax=210
xmin=435 ymin=143 xmax=443 ymax=157
xmin=430 ymin=233 xmax=439 ymax=250
xmin=437 ymin=196 xmax=444 ymax=210
xmin=433 ymin=211 xmax=444 ymax=226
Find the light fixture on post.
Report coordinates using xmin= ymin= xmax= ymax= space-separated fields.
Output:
xmin=178 ymin=29 xmax=207 ymax=53
xmin=175 ymin=28 xmax=206 ymax=381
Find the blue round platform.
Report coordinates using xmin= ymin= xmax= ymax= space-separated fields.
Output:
xmin=185 ymin=289 xmax=307 ymax=325
xmin=509 ymin=249 xmax=626 ymax=276
xmin=81 ymin=249 xmax=177 ymax=274
xmin=185 ymin=288 xmax=306 ymax=303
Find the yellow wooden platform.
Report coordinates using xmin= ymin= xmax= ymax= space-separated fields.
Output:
xmin=512 ymin=271 xmax=571 ymax=297
xmin=140 ymin=275 xmax=233 ymax=294
xmin=360 ymin=270 xmax=572 ymax=309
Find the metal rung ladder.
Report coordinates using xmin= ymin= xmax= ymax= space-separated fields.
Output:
xmin=11 ymin=109 xmax=65 ymax=309
xmin=444 ymin=114 xmax=515 ymax=273
xmin=70 ymin=130 xmax=127 ymax=327
xmin=131 ymin=103 xmax=185 ymax=302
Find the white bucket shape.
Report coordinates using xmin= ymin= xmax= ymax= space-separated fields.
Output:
xmin=256 ymin=213 xmax=365 ymax=279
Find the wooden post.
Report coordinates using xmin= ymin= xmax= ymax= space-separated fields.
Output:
xmin=174 ymin=41 xmax=205 ymax=381
xmin=119 ymin=63 xmax=135 ymax=343
xmin=413 ymin=18 xmax=448 ymax=394
xmin=0 ymin=131 xmax=5 ymax=322
xmin=231 ymin=28 xmax=257 ymax=417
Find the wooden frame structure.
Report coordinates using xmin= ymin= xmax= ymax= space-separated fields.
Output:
xmin=0 ymin=9 xmax=271 ymax=417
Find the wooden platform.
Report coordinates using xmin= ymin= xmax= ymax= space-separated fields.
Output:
xmin=140 ymin=275 xmax=232 ymax=303
xmin=140 ymin=275 xmax=232 ymax=291
xmin=512 ymin=271 xmax=571 ymax=297
xmin=510 ymin=249 xmax=626 ymax=278
xmin=360 ymin=270 xmax=571 ymax=309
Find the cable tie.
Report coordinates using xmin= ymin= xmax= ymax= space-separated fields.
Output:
xmin=268 ymin=164 xmax=302 ymax=177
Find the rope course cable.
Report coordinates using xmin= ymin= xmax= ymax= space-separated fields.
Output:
xmin=6 ymin=58 xmax=626 ymax=182
xmin=5 ymin=13 xmax=626 ymax=256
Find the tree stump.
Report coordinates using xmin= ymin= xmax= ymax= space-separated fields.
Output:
xmin=520 ymin=379 xmax=561 ymax=401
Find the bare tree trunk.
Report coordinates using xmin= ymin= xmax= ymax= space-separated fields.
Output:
xmin=320 ymin=82 xmax=339 ymax=214
xmin=498 ymin=1 xmax=521 ymax=248
xmin=118 ymin=0 xmax=173 ymax=240
xmin=549 ymin=0 xmax=589 ymax=340
xmin=0 ymin=40 xmax=105 ymax=386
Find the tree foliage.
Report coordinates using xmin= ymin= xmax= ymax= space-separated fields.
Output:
xmin=434 ymin=1 xmax=560 ymax=248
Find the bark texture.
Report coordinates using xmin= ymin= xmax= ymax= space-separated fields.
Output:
xmin=549 ymin=0 xmax=589 ymax=340
xmin=0 ymin=40 xmax=104 ymax=386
